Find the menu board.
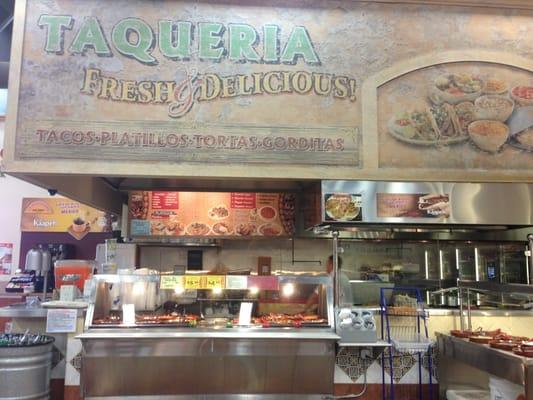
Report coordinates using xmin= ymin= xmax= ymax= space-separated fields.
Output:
xmin=128 ymin=191 xmax=296 ymax=237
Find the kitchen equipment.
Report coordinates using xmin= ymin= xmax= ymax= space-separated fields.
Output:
xmin=55 ymin=260 xmax=96 ymax=291
xmin=95 ymin=243 xmax=136 ymax=272
xmin=24 ymin=247 xmax=42 ymax=275
xmin=40 ymin=246 xmax=51 ymax=297
xmin=447 ymin=294 xmax=459 ymax=307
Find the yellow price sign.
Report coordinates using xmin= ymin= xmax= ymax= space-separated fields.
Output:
xmin=160 ymin=275 xmax=183 ymax=290
xmin=206 ymin=275 xmax=225 ymax=289
xmin=184 ymin=276 xmax=202 ymax=289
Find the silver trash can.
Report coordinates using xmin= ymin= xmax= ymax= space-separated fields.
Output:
xmin=0 ymin=334 xmax=55 ymax=400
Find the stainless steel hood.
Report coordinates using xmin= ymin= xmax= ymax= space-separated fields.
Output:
xmin=130 ymin=237 xmax=220 ymax=247
xmin=307 ymin=180 xmax=533 ymax=229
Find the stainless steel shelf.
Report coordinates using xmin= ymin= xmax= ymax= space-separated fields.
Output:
xmin=0 ymin=304 xmax=85 ymax=318
xmin=337 ymin=340 xmax=391 ymax=347
xmin=459 ymin=280 xmax=533 ymax=295
xmin=78 ymin=328 xmax=340 ymax=341
xmin=437 ymin=333 xmax=533 ymax=400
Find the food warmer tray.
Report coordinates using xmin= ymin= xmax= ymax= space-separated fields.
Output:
xmin=437 ymin=333 xmax=533 ymax=400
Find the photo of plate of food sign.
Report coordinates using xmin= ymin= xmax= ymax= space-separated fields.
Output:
xmin=235 ymin=223 xmax=257 ymax=236
xmin=208 ymin=205 xmax=230 ymax=220
xmin=258 ymin=223 xmax=282 ymax=236
xmin=324 ymin=194 xmax=361 ymax=222
xmin=186 ymin=222 xmax=211 ymax=236
xmin=212 ymin=222 xmax=233 ymax=235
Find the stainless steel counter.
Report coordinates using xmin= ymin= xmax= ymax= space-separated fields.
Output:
xmin=80 ymin=330 xmax=338 ymax=398
xmin=78 ymin=328 xmax=340 ymax=340
xmin=86 ymin=396 xmax=327 ymax=400
xmin=0 ymin=303 xmax=85 ymax=318
xmin=437 ymin=333 xmax=533 ymax=400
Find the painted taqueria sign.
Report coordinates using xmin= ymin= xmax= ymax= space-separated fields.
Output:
xmin=4 ymin=0 xmax=533 ymax=181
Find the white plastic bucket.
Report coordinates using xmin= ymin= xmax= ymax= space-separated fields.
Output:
xmin=489 ymin=376 xmax=524 ymax=400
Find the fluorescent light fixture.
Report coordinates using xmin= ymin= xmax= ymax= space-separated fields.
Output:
xmin=439 ymin=250 xmax=444 ymax=280
xmin=474 ymin=248 xmax=480 ymax=281
xmin=424 ymin=250 xmax=429 ymax=279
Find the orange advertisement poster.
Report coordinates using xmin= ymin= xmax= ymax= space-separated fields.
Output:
xmin=129 ymin=192 xmax=296 ymax=237
xmin=21 ymin=198 xmax=112 ymax=237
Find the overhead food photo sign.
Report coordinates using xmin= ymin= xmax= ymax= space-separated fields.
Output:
xmin=5 ymin=0 xmax=533 ymax=180
xmin=128 ymin=191 xmax=296 ymax=237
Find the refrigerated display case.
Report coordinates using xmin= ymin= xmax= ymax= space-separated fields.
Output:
xmin=79 ymin=273 xmax=338 ymax=399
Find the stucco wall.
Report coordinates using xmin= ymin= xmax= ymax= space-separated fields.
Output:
xmin=0 ymin=119 xmax=49 ymax=278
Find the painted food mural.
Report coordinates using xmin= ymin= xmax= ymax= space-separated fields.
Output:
xmin=378 ymin=62 xmax=533 ymax=170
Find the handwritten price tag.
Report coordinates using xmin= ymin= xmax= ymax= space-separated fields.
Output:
xmin=160 ymin=275 xmax=184 ymax=290
xmin=184 ymin=276 xmax=202 ymax=289
xmin=206 ymin=275 xmax=225 ymax=289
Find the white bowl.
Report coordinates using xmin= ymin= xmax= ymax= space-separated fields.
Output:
xmin=474 ymin=95 xmax=514 ymax=122
xmin=468 ymin=120 xmax=509 ymax=153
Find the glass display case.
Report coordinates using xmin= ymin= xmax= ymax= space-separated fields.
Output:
xmin=79 ymin=273 xmax=338 ymax=399
xmin=85 ymin=273 xmax=334 ymax=330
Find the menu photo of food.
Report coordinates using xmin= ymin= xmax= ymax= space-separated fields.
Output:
xmin=324 ymin=193 xmax=362 ymax=222
xmin=378 ymin=62 xmax=533 ymax=171
xmin=376 ymin=193 xmax=450 ymax=219
xmin=128 ymin=191 xmax=296 ymax=237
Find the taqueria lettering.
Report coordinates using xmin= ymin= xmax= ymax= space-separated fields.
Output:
xmin=80 ymin=68 xmax=357 ymax=118
xmin=38 ymin=15 xmax=357 ymax=119
xmin=38 ymin=15 xmax=320 ymax=65
xmin=34 ymin=129 xmax=345 ymax=152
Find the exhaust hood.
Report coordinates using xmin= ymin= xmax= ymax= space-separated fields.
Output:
xmin=129 ymin=238 xmax=220 ymax=247
xmin=304 ymin=180 xmax=533 ymax=231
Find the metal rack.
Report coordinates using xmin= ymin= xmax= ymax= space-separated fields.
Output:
xmin=457 ymin=280 xmax=533 ymax=331
xmin=380 ymin=287 xmax=434 ymax=400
